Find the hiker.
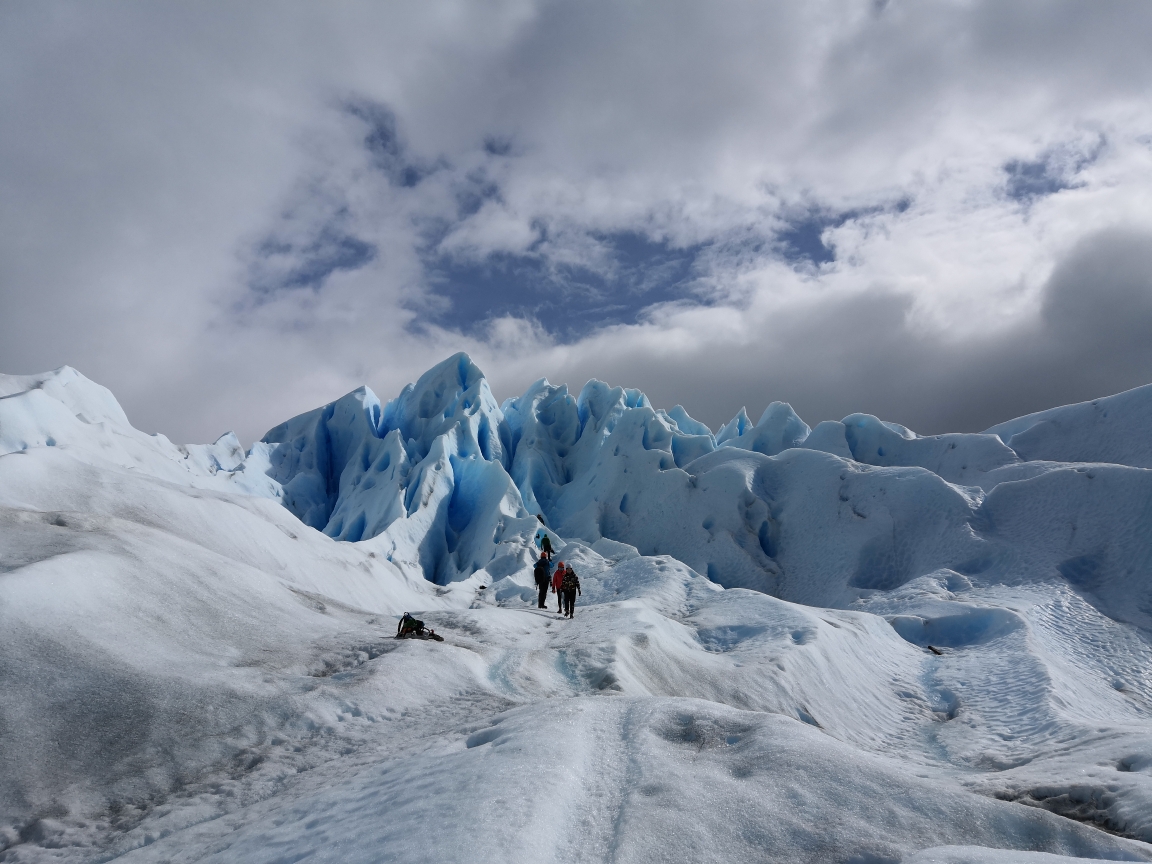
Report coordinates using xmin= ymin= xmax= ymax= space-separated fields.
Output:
xmin=397 ymin=612 xmax=424 ymax=637
xmin=552 ymin=561 xmax=566 ymax=613
xmin=561 ymin=564 xmax=581 ymax=618
xmin=534 ymin=517 xmax=554 ymax=560
xmin=533 ymin=556 xmax=551 ymax=609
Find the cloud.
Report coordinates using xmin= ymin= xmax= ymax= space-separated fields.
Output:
xmin=475 ymin=228 xmax=1152 ymax=436
xmin=1039 ymin=228 xmax=1152 ymax=384
xmin=3 ymin=1 xmax=1152 ymax=444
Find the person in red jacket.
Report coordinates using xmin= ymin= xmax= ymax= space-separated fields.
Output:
xmin=552 ymin=561 xmax=566 ymax=614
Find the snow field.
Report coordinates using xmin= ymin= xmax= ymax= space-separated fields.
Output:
xmin=4 ymin=361 xmax=1152 ymax=862
xmin=95 ymin=552 xmax=1152 ymax=863
xmin=112 ymin=699 xmax=1150 ymax=864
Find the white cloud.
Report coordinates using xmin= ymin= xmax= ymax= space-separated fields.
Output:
xmin=3 ymin=0 xmax=1152 ymax=442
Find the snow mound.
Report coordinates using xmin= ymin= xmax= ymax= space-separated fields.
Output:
xmin=986 ymin=382 xmax=1152 ymax=469
xmin=841 ymin=412 xmax=1020 ymax=484
xmin=0 ymin=365 xmax=130 ymax=428
xmin=0 ymin=366 xmax=280 ymax=500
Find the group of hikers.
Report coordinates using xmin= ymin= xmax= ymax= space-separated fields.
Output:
xmin=396 ymin=516 xmax=581 ymax=641
xmin=533 ymin=516 xmax=581 ymax=618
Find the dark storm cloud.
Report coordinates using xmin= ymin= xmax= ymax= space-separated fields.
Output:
xmin=569 ymin=229 xmax=1152 ymax=436
xmin=1038 ymin=228 xmax=1152 ymax=386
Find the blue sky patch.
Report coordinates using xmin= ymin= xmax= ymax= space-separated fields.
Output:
xmin=250 ymin=219 xmax=377 ymax=296
xmin=1003 ymin=137 xmax=1104 ymax=204
xmin=415 ymin=230 xmax=707 ymax=338
xmin=453 ymin=175 xmax=502 ymax=220
xmin=346 ymin=99 xmax=432 ymax=188
xmin=777 ymin=213 xmax=840 ymax=265
xmin=776 ymin=201 xmax=904 ymax=266
xmin=1003 ymin=158 xmax=1075 ymax=203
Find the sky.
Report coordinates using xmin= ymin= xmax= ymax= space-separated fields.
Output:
xmin=3 ymin=1 xmax=1152 ymax=444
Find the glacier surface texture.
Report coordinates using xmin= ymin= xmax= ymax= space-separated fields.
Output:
xmin=2 ymin=355 xmax=1152 ymax=863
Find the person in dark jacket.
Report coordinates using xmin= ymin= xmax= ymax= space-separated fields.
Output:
xmin=534 ymin=516 xmax=554 ymax=560
xmin=533 ymin=556 xmax=551 ymax=609
xmin=561 ymin=565 xmax=581 ymax=618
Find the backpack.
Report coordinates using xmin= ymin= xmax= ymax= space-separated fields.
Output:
xmin=533 ymin=559 xmax=550 ymax=585
xmin=561 ymin=569 xmax=579 ymax=592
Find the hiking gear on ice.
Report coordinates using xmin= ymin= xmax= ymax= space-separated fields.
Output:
xmin=396 ymin=629 xmax=444 ymax=642
xmin=563 ymin=589 xmax=577 ymax=617
xmin=397 ymin=613 xmax=424 ymax=637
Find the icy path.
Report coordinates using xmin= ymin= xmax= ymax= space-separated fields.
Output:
xmin=66 ymin=547 xmax=1147 ymax=864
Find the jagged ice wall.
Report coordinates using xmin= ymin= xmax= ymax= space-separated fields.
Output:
xmin=245 ymin=353 xmax=1152 ymax=626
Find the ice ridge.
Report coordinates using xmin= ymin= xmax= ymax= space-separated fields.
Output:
xmin=242 ymin=354 xmax=1152 ymax=625
xmin=7 ymin=356 xmax=1152 ymax=617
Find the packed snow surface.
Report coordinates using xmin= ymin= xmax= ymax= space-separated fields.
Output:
xmin=2 ymin=358 xmax=1152 ymax=863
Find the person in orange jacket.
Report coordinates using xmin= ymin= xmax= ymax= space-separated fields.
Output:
xmin=552 ymin=561 xmax=566 ymax=614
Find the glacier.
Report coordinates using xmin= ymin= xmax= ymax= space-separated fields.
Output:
xmin=2 ymin=356 xmax=1152 ymax=863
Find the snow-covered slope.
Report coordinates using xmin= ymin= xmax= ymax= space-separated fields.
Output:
xmin=985 ymin=383 xmax=1152 ymax=470
xmin=2 ymin=362 xmax=1152 ymax=863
